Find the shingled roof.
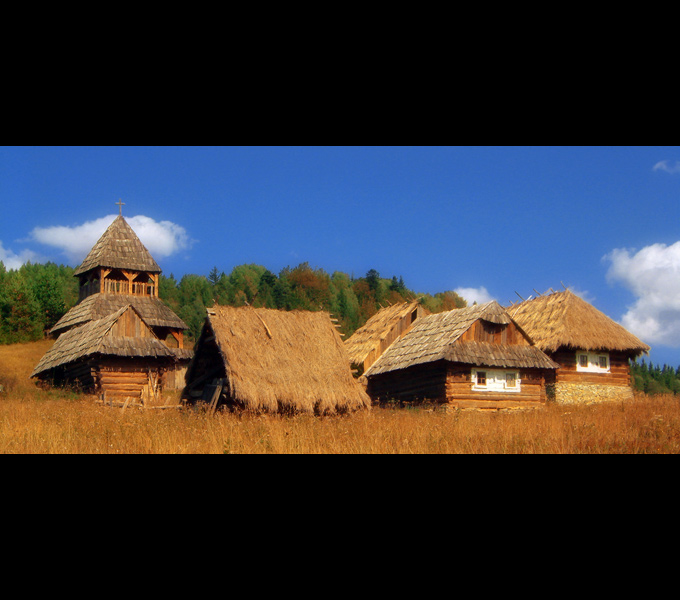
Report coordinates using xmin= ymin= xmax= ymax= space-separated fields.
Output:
xmin=74 ymin=215 xmax=161 ymax=276
xmin=509 ymin=290 xmax=650 ymax=355
xmin=32 ymin=306 xmax=176 ymax=378
xmin=50 ymin=293 xmax=188 ymax=336
xmin=366 ymin=301 xmax=559 ymax=376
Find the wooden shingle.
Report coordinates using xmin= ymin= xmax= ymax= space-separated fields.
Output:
xmin=74 ymin=215 xmax=161 ymax=276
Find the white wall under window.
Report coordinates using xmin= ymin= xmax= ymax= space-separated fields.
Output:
xmin=472 ymin=369 xmax=521 ymax=393
xmin=575 ymin=351 xmax=610 ymax=373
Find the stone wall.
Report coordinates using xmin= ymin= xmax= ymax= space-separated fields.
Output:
xmin=549 ymin=382 xmax=634 ymax=404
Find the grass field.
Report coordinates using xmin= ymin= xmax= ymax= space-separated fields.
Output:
xmin=2 ymin=341 xmax=679 ymax=454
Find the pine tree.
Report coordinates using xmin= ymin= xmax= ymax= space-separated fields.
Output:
xmin=31 ymin=267 xmax=66 ymax=331
xmin=1 ymin=275 xmax=43 ymax=343
xmin=208 ymin=266 xmax=221 ymax=287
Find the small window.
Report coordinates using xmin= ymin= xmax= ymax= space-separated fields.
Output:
xmin=472 ymin=369 xmax=521 ymax=393
xmin=576 ymin=351 xmax=611 ymax=373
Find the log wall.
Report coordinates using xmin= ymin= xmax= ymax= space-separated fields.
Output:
xmin=367 ymin=361 xmax=550 ymax=409
xmin=550 ymin=350 xmax=632 ymax=387
xmin=96 ymin=359 xmax=165 ymax=407
xmin=545 ymin=349 xmax=634 ymax=404
xmin=445 ymin=365 xmax=547 ymax=410
xmin=367 ymin=361 xmax=448 ymax=404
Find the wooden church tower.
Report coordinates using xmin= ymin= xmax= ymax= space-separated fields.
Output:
xmin=32 ymin=203 xmax=192 ymax=406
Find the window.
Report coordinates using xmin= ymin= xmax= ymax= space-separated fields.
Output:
xmin=472 ymin=369 xmax=521 ymax=393
xmin=576 ymin=351 xmax=610 ymax=373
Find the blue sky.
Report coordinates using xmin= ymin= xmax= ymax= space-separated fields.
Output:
xmin=1 ymin=146 xmax=679 ymax=366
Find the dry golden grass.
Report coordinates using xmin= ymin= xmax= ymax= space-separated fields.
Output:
xmin=2 ymin=341 xmax=680 ymax=454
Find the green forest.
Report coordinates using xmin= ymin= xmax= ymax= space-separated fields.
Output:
xmin=0 ymin=260 xmax=465 ymax=345
xmin=630 ymin=360 xmax=680 ymax=396
xmin=2 ymin=260 xmax=679 ymax=396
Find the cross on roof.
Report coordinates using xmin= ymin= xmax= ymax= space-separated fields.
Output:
xmin=116 ymin=199 xmax=125 ymax=215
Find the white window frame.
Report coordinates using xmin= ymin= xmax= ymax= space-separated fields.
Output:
xmin=472 ymin=369 xmax=521 ymax=393
xmin=575 ymin=351 xmax=610 ymax=374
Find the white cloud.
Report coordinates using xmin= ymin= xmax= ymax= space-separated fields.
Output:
xmin=30 ymin=214 xmax=193 ymax=265
xmin=653 ymin=160 xmax=680 ymax=175
xmin=0 ymin=241 xmax=40 ymax=270
xmin=455 ymin=286 xmax=495 ymax=306
xmin=605 ymin=242 xmax=680 ymax=347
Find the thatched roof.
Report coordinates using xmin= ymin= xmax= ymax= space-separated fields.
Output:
xmin=74 ymin=215 xmax=161 ymax=276
xmin=344 ymin=301 xmax=425 ymax=367
xmin=51 ymin=293 xmax=187 ymax=336
xmin=200 ymin=305 xmax=371 ymax=415
xmin=32 ymin=306 xmax=176 ymax=378
xmin=366 ymin=301 xmax=559 ymax=376
xmin=509 ymin=290 xmax=650 ymax=355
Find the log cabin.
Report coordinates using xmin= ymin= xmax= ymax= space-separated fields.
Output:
xmin=31 ymin=306 xmax=177 ymax=407
xmin=36 ymin=211 xmax=192 ymax=397
xmin=344 ymin=300 xmax=429 ymax=376
xmin=183 ymin=305 xmax=371 ymax=415
xmin=508 ymin=290 xmax=650 ymax=403
xmin=365 ymin=301 xmax=559 ymax=410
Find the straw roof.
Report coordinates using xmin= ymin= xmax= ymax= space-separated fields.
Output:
xmin=32 ymin=306 xmax=175 ymax=378
xmin=366 ymin=301 xmax=559 ymax=376
xmin=509 ymin=290 xmax=650 ymax=355
xmin=202 ymin=305 xmax=371 ymax=415
xmin=51 ymin=293 xmax=187 ymax=336
xmin=74 ymin=215 xmax=161 ymax=276
xmin=344 ymin=301 xmax=424 ymax=367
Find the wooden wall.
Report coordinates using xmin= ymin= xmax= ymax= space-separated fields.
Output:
xmin=62 ymin=361 xmax=97 ymax=390
xmin=445 ymin=365 xmax=546 ymax=409
xmin=367 ymin=360 xmax=549 ymax=409
xmin=108 ymin=309 xmax=154 ymax=339
xmin=460 ymin=320 xmax=530 ymax=346
xmin=96 ymin=359 xmax=166 ymax=407
xmin=367 ymin=360 xmax=448 ymax=404
xmin=550 ymin=349 xmax=632 ymax=387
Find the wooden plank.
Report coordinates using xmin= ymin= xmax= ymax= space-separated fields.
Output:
xmin=209 ymin=380 xmax=224 ymax=415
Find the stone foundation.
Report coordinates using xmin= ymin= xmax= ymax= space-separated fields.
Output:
xmin=549 ymin=382 xmax=634 ymax=405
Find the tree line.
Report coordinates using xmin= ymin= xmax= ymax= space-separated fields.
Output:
xmin=630 ymin=360 xmax=680 ymax=395
xmin=0 ymin=262 xmax=79 ymax=344
xmin=1 ymin=260 xmax=466 ymax=345
xmin=159 ymin=263 xmax=467 ymax=341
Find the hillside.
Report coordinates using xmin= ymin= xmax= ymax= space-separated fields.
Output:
xmin=0 ymin=339 xmax=54 ymax=394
